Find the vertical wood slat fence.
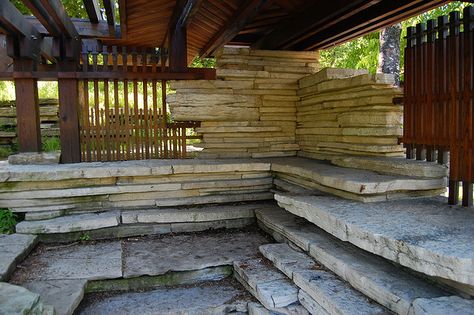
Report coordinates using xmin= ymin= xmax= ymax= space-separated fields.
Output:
xmin=402 ymin=6 xmax=473 ymax=206
xmin=79 ymin=44 xmax=199 ymax=162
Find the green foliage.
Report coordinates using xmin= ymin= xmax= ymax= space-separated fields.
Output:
xmin=0 ymin=147 xmax=13 ymax=159
xmin=80 ymin=233 xmax=91 ymax=241
xmin=42 ymin=137 xmax=61 ymax=152
xmin=191 ymin=57 xmax=216 ymax=68
xmin=12 ymin=0 xmax=88 ymax=18
xmin=0 ymin=209 xmax=18 ymax=234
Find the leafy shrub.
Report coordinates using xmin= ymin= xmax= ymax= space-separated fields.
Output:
xmin=0 ymin=146 xmax=13 ymax=159
xmin=0 ymin=209 xmax=18 ymax=234
xmin=42 ymin=137 xmax=61 ymax=152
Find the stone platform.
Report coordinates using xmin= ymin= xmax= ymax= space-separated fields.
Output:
xmin=274 ymin=193 xmax=474 ymax=289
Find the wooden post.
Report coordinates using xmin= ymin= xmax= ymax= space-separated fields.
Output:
xmin=14 ymin=76 xmax=42 ymax=152
xmin=168 ymin=25 xmax=187 ymax=72
xmin=58 ymin=77 xmax=81 ymax=163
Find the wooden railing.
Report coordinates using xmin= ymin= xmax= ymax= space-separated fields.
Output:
xmin=79 ymin=44 xmax=201 ymax=162
xmin=402 ymin=6 xmax=473 ymax=206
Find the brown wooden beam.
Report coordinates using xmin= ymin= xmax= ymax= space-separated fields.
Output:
xmin=22 ymin=0 xmax=79 ymax=39
xmin=103 ymin=0 xmax=117 ymax=37
xmin=252 ymin=0 xmax=379 ymax=50
xmin=118 ymin=0 xmax=127 ymax=40
xmin=58 ymin=77 xmax=81 ymax=163
xmin=14 ymin=59 xmax=41 ymax=152
xmin=0 ymin=0 xmax=54 ymax=61
xmin=83 ymin=0 xmax=102 ymax=24
xmin=168 ymin=25 xmax=187 ymax=72
xmin=200 ymin=0 xmax=272 ymax=57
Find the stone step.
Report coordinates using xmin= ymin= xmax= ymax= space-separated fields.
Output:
xmin=256 ymin=207 xmax=458 ymax=315
xmin=0 ymin=282 xmax=54 ymax=315
xmin=0 ymin=233 xmax=38 ymax=281
xmin=259 ymin=243 xmax=390 ymax=315
xmin=330 ymin=156 xmax=448 ymax=178
xmin=76 ymin=279 xmax=251 ymax=315
xmin=267 ymin=157 xmax=446 ymax=202
xmin=15 ymin=203 xmax=266 ymax=238
xmin=274 ymin=194 xmax=474 ymax=290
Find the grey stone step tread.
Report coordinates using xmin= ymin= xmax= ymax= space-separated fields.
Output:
xmin=256 ymin=207 xmax=450 ymax=315
xmin=233 ymin=258 xmax=299 ymax=309
xmin=16 ymin=211 xmax=121 ymax=234
xmin=0 ymin=282 xmax=54 ymax=315
xmin=330 ymin=156 xmax=448 ymax=178
xmin=408 ymin=296 xmax=474 ymax=315
xmin=266 ymin=157 xmax=446 ymax=195
xmin=248 ymin=302 xmax=310 ymax=315
xmin=260 ymin=244 xmax=390 ymax=315
xmin=22 ymin=279 xmax=87 ymax=315
xmin=121 ymin=203 xmax=260 ymax=224
xmin=0 ymin=234 xmax=38 ymax=281
xmin=77 ymin=280 xmax=251 ymax=315
xmin=274 ymin=194 xmax=474 ymax=287
xmin=123 ymin=231 xmax=270 ymax=278
xmin=298 ymin=290 xmax=330 ymax=315
xmin=11 ymin=241 xmax=123 ymax=281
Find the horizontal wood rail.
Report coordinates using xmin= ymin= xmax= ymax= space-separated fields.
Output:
xmin=402 ymin=6 xmax=473 ymax=207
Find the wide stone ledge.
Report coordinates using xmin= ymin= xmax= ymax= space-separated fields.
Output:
xmin=0 ymin=234 xmax=38 ymax=281
xmin=0 ymin=282 xmax=54 ymax=315
xmin=274 ymin=194 xmax=474 ymax=288
xmin=268 ymin=157 xmax=446 ymax=197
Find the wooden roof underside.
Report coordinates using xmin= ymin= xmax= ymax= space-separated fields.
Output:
xmin=1 ymin=0 xmax=452 ymax=64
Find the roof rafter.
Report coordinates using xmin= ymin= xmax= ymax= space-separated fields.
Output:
xmin=162 ymin=0 xmax=204 ymax=48
xmin=103 ymin=0 xmax=117 ymax=37
xmin=200 ymin=0 xmax=272 ymax=57
xmin=22 ymin=0 xmax=79 ymax=39
xmin=83 ymin=0 xmax=102 ymax=24
xmin=0 ymin=0 xmax=54 ymax=61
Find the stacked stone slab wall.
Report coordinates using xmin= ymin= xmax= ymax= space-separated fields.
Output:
xmin=296 ymin=69 xmax=404 ymax=160
xmin=168 ymin=48 xmax=319 ymax=158
xmin=0 ymin=99 xmax=60 ymax=149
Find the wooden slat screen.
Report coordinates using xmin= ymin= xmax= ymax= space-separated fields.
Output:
xmin=402 ymin=6 xmax=473 ymax=206
xmin=78 ymin=44 xmax=200 ymax=161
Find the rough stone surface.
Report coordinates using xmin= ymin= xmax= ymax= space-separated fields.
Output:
xmin=14 ymin=241 xmax=122 ymax=281
xmin=121 ymin=204 xmax=257 ymax=224
xmin=298 ymin=290 xmax=329 ymax=315
xmin=123 ymin=231 xmax=270 ymax=278
xmin=0 ymin=282 xmax=54 ymax=315
xmin=77 ymin=281 xmax=250 ymax=315
xmin=0 ymin=233 xmax=37 ymax=281
xmin=8 ymin=152 xmax=60 ymax=165
xmin=275 ymin=194 xmax=474 ymax=287
xmin=269 ymin=158 xmax=446 ymax=197
xmin=233 ymin=258 xmax=298 ymax=308
xmin=256 ymin=207 xmax=450 ymax=315
xmin=331 ymin=156 xmax=448 ymax=178
xmin=23 ymin=279 xmax=87 ymax=315
xmin=16 ymin=212 xmax=121 ymax=234
xmin=408 ymin=296 xmax=474 ymax=315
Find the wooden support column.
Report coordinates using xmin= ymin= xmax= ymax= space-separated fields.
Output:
xmin=58 ymin=76 xmax=81 ymax=163
xmin=168 ymin=25 xmax=187 ymax=72
xmin=14 ymin=74 xmax=41 ymax=152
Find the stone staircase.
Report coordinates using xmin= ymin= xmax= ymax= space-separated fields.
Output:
xmin=253 ymin=205 xmax=474 ymax=315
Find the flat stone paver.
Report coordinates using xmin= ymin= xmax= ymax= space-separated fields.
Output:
xmin=12 ymin=241 xmax=122 ymax=281
xmin=77 ymin=280 xmax=251 ymax=315
xmin=23 ymin=279 xmax=87 ymax=315
xmin=275 ymin=194 xmax=474 ymax=287
xmin=409 ymin=296 xmax=474 ymax=315
xmin=123 ymin=230 xmax=270 ymax=278
xmin=0 ymin=282 xmax=54 ymax=315
xmin=0 ymin=233 xmax=37 ymax=281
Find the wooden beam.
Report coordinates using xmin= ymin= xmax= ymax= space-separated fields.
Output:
xmin=103 ymin=0 xmax=117 ymax=37
xmin=298 ymin=0 xmax=449 ymax=50
xmin=200 ymin=0 xmax=271 ymax=57
xmin=118 ymin=0 xmax=127 ymax=39
xmin=22 ymin=0 xmax=79 ymax=39
xmin=252 ymin=0 xmax=379 ymax=50
xmin=168 ymin=24 xmax=187 ymax=72
xmin=0 ymin=0 xmax=54 ymax=61
xmin=58 ymin=77 xmax=81 ymax=163
xmin=83 ymin=0 xmax=102 ymax=24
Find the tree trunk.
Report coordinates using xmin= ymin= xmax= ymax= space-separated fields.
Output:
xmin=377 ymin=23 xmax=402 ymax=86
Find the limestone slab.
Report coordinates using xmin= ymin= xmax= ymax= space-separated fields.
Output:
xmin=23 ymin=279 xmax=87 ymax=315
xmin=16 ymin=211 xmax=121 ymax=234
xmin=78 ymin=281 xmax=250 ymax=315
xmin=16 ymin=241 xmax=122 ymax=281
xmin=8 ymin=152 xmax=60 ymax=165
xmin=123 ymin=231 xmax=269 ymax=278
xmin=256 ymin=207 xmax=449 ymax=315
xmin=408 ymin=296 xmax=474 ymax=315
xmin=259 ymin=243 xmax=315 ymax=279
xmin=330 ymin=156 xmax=448 ymax=178
xmin=298 ymin=290 xmax=329 ymax=315
xmin=0 ymin=233 xmax=38 ymax=281
xmin=275 ymin=194 xmax=474 ymax=287
xmin=0 ymin=282 xmax=54 ymax=315
xmin=268 ymin=157 xmax=445 ymax=196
